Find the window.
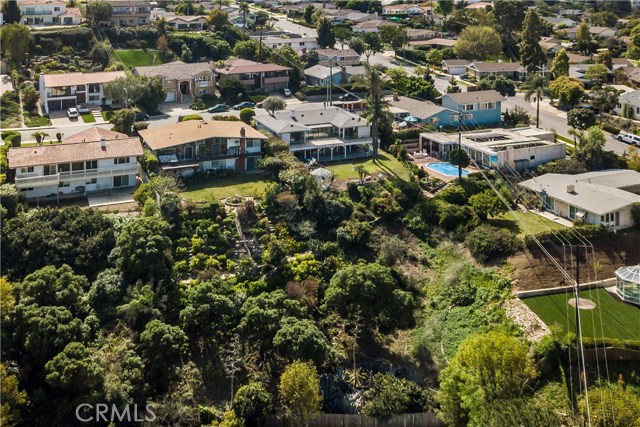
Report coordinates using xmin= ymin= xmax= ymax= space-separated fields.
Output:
xmin=86 ymin=160 xmax=98 ymax=170
xmin=113 ymin=175 xmax=130 ymax=187
xmin=195 ymin=76 xmax=210 ymax=82
xmin=198 ymin=88 xmax=208 ymax=95
xmin=246 ymin=139 xmax=260 ymax=149
xmin=88 ymin=84 xmax=100 ymax=94
xmin=20 ymin=187 xmax=34 ymax=192
xmin=85 ymin=178 xmax=97 ymax=185
xmin=58 ymin=181 xmax=70 ymax=187
xmin=114 ymin=157 xmax=130 ymax=164
xmin=428 ymin=117 xmax=439 ymax=125
xmin=480 ymin=102 xmax=496 ymax=109
xmin=462 ymin=104 xmax=476 ymax=111
xmin=601 ymin=212 xmax=616 ymax=224
xmin=76 ymin=85 xmax=86 ymax=92
xmin=20 ymin=166 xmax=34 ymax=173
xmin=530 ymin=155 xmax=536 ymax=160
xmin=72 ymin=162 xmax=84 ymax=171
xmin=58 ymin=163 xmax=70 ymax=172
xmin=44 ymin=165 xmax=57 ymax=175
xmin=569 ymin=205 xmax=577 ymax=220
xmin=88 ymin=95 xmax=100 ymax=102
xmin=54 ymin=6 xmax=60 ymax=11
xmin=542 ymin=195 xmax=554 ymax=211
xmin=246 ymin=156 xmax=258 ymax=171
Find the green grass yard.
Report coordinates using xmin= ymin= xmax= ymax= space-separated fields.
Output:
xmin=181 ymin=174 xmax=269 ymax=201
xmin=490 ymin=211 xmax=566 ymax=237
xmin=80 ymin=112 xmax=96 ymax=123
xmin=523 ymin=288 xmax=640 ymax=341
xmin=114 ymin=49 xmax=165 ymax=68
xmin=325 ymin=152 xmax=410 ymax=181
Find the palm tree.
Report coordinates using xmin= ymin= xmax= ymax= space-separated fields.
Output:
xmin=239 ymin=2 xmax=250 ymax=27
xmin=523 ymin=74 xmax=553 ymax=128
xmin=352 ymin=64 xmax=389 ymax=157
xmin=32 ymin=131 xmax=49 ymax=144
xmin=353 ymin=165 xmax=367 ymax=184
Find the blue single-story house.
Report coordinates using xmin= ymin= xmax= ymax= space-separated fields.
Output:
xmin=441 ymin=90 xmax=504 ymax=127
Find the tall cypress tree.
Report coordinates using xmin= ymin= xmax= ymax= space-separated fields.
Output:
xmin=2 ymin=0 xmax=21 ymax=24
xmin=519 ymin=9 xmax=546 ymax=73
xmin=316 ymin=17 xmax=335 ymax=49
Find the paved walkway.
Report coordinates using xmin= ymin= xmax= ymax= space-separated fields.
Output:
xmin=530 ymin=209 xmax=574 ymax=227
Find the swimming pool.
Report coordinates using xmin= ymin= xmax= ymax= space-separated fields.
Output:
xmin=425 ymin=162 xmax=470 ymax=177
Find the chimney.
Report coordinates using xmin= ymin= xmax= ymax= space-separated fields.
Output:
xmin=566 ymin=184 xmax=575 ymax=193
xmin=100 ymin=138 xmax=106 ymax=150
xmin=341 ymin=66 xmax=347 ymax=84
xmin=240 ymin=127 xmax=246 ymax=137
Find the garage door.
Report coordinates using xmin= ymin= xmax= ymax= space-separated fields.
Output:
xmin=47 ymin=100 xmax=62 ymax=111
xmin=165 ymin=91 xmax=176 ymax=102
xmin=62 ymin=99 xmax=76 ymax=109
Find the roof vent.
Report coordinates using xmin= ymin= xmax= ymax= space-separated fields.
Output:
xmin=100 ymin=138 xmax=106 ymax=150
xmin=566 ymin=184 xmax=575 ymax=193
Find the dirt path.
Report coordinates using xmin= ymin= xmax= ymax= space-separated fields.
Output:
xmin=509 ymin=231 xmax=640 ymax=291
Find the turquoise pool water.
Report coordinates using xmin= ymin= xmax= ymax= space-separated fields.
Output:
xmin=426 ymin=162 xmax=469 ymax=177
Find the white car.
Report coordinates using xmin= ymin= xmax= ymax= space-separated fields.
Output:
xmin=67 ymin=107 xmax=79 ymax=119
xmin=283 ymin=88 xmax=292 ymax=97
xmin=617 ymin=132 xmax=640 ymax=146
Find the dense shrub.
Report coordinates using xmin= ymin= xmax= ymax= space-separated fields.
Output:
xmin=523 ymin=224 xmax=613 ymax=248
xmin=465 ymin=224 xmax=518 ymax=262
xmin=179 ymin=114 xmax=203 ymax=122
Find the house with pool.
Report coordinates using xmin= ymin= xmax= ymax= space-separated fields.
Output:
xmin=419 ymin=127 xmax=565 ymax=171
xmin=253 ymin=105 xmax=372 ymax=162
xmin=518 ymin=170 xmax=640 ymax=230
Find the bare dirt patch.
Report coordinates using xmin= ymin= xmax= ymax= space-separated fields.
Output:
xmin=508 ymin=231 xmax=640 ymax=291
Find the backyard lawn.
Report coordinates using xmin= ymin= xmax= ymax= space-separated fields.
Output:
xmin=490 ymin=211 xmax=565 ymax=237
xmin=523 ymin=288 xmax=640 ymax=341
xmin=181 ymin=174 xmax=269 ymax=201
xmin=115 ymin=49 xmax=165 ymax=68
xmin=80 ymin=112 xmax=96 ymax=123
xmin=325 ymin=152 xmax=410 ymax=181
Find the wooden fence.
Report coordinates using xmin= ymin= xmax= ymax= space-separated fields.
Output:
xmin=265 ymin=412 xmax=444 ymax=427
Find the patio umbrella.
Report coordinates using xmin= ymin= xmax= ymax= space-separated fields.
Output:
xmin=310 ymin=168 xmax=333 ymax=190
xmin=404 ymin=115 xmax=420 ymax=123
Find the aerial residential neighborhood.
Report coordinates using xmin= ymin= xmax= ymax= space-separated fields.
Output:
xmin=1 ymin=0 xmax=639 ymax=426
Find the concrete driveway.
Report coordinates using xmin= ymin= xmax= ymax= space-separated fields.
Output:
xmin=49 ymin=110 xmax=79 ymax=126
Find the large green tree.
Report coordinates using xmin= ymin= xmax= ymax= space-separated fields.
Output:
xmin=45 ymin=342 xmax=103 ymax=395
xmin=576 ymin=21 xmax=592 ymax=53
xmin=362 ymin=373 xmax=431 ymax=419
xmin=139 ymin=320 xmax=189 ymax=393
xmin=551 ymin=48 xmax=569 ymax=79
xmin=233 ymin=383 xmax=274 ymax=427
xmin=436 ymin=0 xmax=454 ymax=30
xmin=454 ymin=26 xmax=502 ymax=60
xmin=1 ymin=0 xmax=21 ymax=24
xmin=361 ymin=32 xmax=383 ymax=62
xmin=316 ymin=17 xmax=335 ymax=49
xmin=549 ymin=76 xmax=585 ymax=108
xmin=82 ymin=0 xmax=113 ymax=23
xmin=523 ymin=74 xmax=553 ymax=128
xmin=379 ymin=25 xmax=407 ymax=58
xmin=438 ymin=331 xmax=537 ymax=427
xmin=273 ymin=317 xmax=329 ymax=366
xmin=0 ymin=24 xmax=30 ymax=65
xmin=352 ymin=64 xmax=388 ymax=157
xmin=519 ymin=9 xmax=545 ymax=73
xmin=109 ymin=108 xmax=136 ymax=135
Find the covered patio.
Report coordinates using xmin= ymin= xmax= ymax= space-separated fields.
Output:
xmin=290 ymin=138 xmax=373 ymax=162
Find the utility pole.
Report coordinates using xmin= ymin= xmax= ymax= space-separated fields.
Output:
xmin=573 ymin=245 xmax=592 ymax=427
xmin=329 ymin=57 xmax=333 ymax=106
xmin=258 ymin=26 xmax=264 ymax=63
xmin=458 ymin=115 xmax=462 ymax=179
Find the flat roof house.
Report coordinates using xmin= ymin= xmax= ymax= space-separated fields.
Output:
xmin=253 ymin=105 xmax=372 ymax=162
xmin=8 ymin=128 xmax=142 ymax=201
xmin=419 ymin=127 xmax=565 ymax=171
xmin=133 ymin=61 xmax=215 ymax=104
xmin=519 ymin=170 xmax=640 ymax=230
xmin=39 ymin=71 xmax=126 ymax=113
xmin=466 ymin=62 xmax=527 ymax=81
xmin=138 ymin=120 xmax=267 ymax=175
xmin=215 ymin=59 xmax=291 ymax=92
xmin=441 ymin=90 xmax=504 ymax=127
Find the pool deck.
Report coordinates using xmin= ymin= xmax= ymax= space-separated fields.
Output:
xmin=414 ymin=157 xmax=476 ymax=183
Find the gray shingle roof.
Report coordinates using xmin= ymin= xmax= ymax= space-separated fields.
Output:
xmin=444 ymin=90 xmax=504 ymax=105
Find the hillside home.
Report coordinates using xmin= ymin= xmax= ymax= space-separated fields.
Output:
xmin=253 ymin=105 xmax=372 ymax=162
xmin=103 ymin=0 xmax=151 ymax=26
xmin=408 ymin=38 xmax=456 ymax=49
xmin=259 ymin=36 xmax=318 ymax=52
xmin=382 ymin=4 xmax=427 ymax=15
xmin=440 ymin=90 xmax=504 ymax=127
xmin=304 ymin=65 xmax=365 ymax=86
xmin=165 ymin=14 xmax=207 ymax=30
xmin=407 ymin=28 xmax=438 ymax=41
xmin=519 ymin=170 xmax=640 ymax=230
xmin=18 ymin=0 xmax=82 ymax=26
xmin=352 ymin=20 xmax=400 ymax=33
xmin=39 ymin=71 xmax=126 ymax=113
xmin=215 ymin=59 xmax=291 ymax=92
xmin=316 ymin=49 xmax=361 ymax=66
xmin=614 ymin=89 xmax=640 ymax=118
xmin=419 ymin=128 xmax=565 ymax=171
xmin=441 ymin=59 xmax=473 ymax=75
xmin=541 ymin=16 xmax=577 ymax=29
xmin=565 ymin=25 xmax=616 ymax=40
xmin=133 ymin=61 xmax=215 ymax=103
xmin=138 ymin=120 xmax=267 ymax=175
xmin=8 ymin=128 xmax=142 ymax=200
xmin=325 ymin=9 xmax=376 ymax=24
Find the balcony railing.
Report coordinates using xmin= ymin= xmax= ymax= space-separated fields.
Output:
xmin=24 ymin=10 xmax=53 ymax=15
xmin=264 ymin=76 xmax=289 ymax=84
xmin=15 ymin=165 xmax=139 ymax=186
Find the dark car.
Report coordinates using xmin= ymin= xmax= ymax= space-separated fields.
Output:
xmin=134 ymin=112 xmax=150 ymax=121
xmin=233 ymin=101 xmax=255 ymax=110
xmin=338 ymin=93 xmax=358 ymax=101
xmin=208 ymin=104 xmax=230 ymax=113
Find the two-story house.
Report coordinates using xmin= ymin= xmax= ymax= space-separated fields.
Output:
xmin=165 ymin=14 xmax=207 ymax=30
xmin=315 ymin=49 xmax=361 ymax=66
xmin=8 ymin=128 xmax=142 ymax=201
xmin=138 ymin=120 xmax=267 ymax=175
xmin=215 ymin=59 xmax=291 ymax=92
xmin=39 ymin=71 xmax=126 ymax=113
xmin=259 ymin=36 xmax=318 ymax=52
xmin=382 ymin=4 xmax=428 ymax=15
xmin=440 ymin=90 xmax=504 ymax=127
xmin=253 ymin=105 xmax=372 ymax=162
xmin=304 ymin=64 xmax=365 ymax=86
xmin=18 ymin=0 xmax=82 ymax=26
xmin=133 ymin=61 xmax=215 ymax=104
xmin=102 ymin=0 xmax=151 ymax=26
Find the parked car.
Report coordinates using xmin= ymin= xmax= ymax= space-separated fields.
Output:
xmin=338 ymin=93 xmax=358 ymax=101
xmin=208 ymin=104 xmax=230 ymax=113
xmin=134 ymin=112 xmax=149 ymax=121
xmin=67 ymin=107 xmax=79 ymax=119
xmin=617 ymin=133 xmax=640 ymax=146
xmin=233 ymin=101 xmax=255 ymax=110
xmin=283 ymin=88 xmax=292 ymax=97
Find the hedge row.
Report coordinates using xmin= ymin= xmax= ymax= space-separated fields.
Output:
xmin=523 ymin=224 xmax=614 ymax=249
xmin=1 ymin=131 xmax=21 ymax=147
xmin=582 ymin=337 xmax=640 ymax=351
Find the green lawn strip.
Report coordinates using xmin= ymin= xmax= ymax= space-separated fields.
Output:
xmin=114 ymin=49 xmax=164 ymax=68
xmin=101 ymin=110 xmax=115 ymax=121
xmin=181 ymin=174 xmax=269 ymax=201
xmin=80 ymin=112 xmax=96 ymax=123
xmin=324 ymin=152 xmax=410 ymax=181
xmin=490 ymin=211 xmax=565 ymax=237
xmin=523 ymin=288 xmax=640 ymax=341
